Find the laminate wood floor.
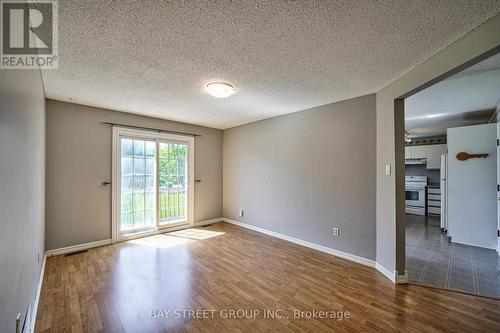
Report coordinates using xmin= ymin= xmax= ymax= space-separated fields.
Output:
xmin=36 ymin=222 xmax=500 ymax=332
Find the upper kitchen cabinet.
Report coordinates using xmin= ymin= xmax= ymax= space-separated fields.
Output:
xmin=405 ymin=146 xmax=411 ymax=159
xmin=412 ymin=146 xmax=427 ymax=159
xmin=405 ymin=144 xmax=447 ymax=169
xmin=426 ymin=144 xmax=447 ymax=169
xmin=405 ymin=145 xmax=427 ymax=159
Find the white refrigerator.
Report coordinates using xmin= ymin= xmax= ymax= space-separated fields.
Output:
xmin=440 ymin=153 xmax=447 ymax=231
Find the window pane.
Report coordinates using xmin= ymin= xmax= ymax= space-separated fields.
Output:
xmin=121 ymin=175 xmax=133 ymax=191
xmin=133 ymin=140 xmax=144 ymax=156
xmin=145 ymin=192 xmax=155 ymax=210
xmin=158 ymin=142 xmax=188 ymax=224
xmin=145 ymin=158 xmax=154 ymax=175
xmin=121 ymin=157 xmax=133 ymax=175
xmin=145 ymin=210 xmax=155 ymax=225
xmin=133 ymin=176 xmax=145 ymax=189
xmin=121 ymin=139 xmax=133 ymax=156
xmin=133 ymin=192 xmax=145 ymax=210
xmin=134 ymin=158 xmax=145 ymax=174
xmin=145 ymin=141 xmax=155 ymax=157
xmin=121 ymin=212 xmax=132 ymax=229
xmin=145 ymin=175 xmax=154 ymax=190
xmin=120 ymin=138 xmax=156 ymax=233
xmin=133 ymin=210 xmax=144 ymax=226
xmin=121 ymin=193 xmax=133 ymax=212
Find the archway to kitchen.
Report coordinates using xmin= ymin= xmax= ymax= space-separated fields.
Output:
xmin=396 ymin=48 xmax=500 ymax=298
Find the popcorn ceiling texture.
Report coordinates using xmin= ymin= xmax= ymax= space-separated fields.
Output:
xmin=42 ymin=0 xmax=500 ymax=129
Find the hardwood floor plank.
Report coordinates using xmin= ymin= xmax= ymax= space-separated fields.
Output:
xmin=36 ymin=222 xmax=500 ymax=332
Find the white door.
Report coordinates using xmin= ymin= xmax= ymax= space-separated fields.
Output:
xmin=112 ymin=127 xmax=194 ymax=242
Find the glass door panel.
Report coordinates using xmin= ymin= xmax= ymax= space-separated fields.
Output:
xmin=113 ymin=127 xmax=193 ymax=241
xmin=158 ymin=142 xmax=188 ymax=224
xmin=120 ymin=138 xmax=156 ymax=234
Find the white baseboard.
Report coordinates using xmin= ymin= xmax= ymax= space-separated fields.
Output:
xmin=46 ymin=239 xmax=112 ymax=256
xmin=29 ymin=253 xmax=46 ymax=333
xmin=47 ymin=218 xmax=224 ymax=257
xmin=194 ymin=218 xmax=224 ymax=227
xmin=221 ymin=218 xmax=376 ymax=268
xmin=44 ymin=218 xmax=400 ymax=288
xmin=375 ymin=263 xmax=408 ymax=284
xmin=450 ymin=238 xmax=497 ymax=251
xmin=375 ymin=263 xmax=395 ymax=283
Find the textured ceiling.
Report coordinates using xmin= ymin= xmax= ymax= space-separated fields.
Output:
xmin=42 ymin=0 xmax=500 ymax=129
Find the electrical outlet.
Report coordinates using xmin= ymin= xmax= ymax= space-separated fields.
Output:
xmin=333 ymin=227 xmax=340 ymax=237
xmin=239 ymin=208 xmax=244 ymax=217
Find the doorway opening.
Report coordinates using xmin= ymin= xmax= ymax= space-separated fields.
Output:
xmin=400 ymin=50 xmax=500 ymax=298
xmin=111 ymin=127 xmax=194 ymax=242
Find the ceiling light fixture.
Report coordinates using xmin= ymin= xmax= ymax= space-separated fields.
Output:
xmin=205 ymin=82 xmax=235 ymax=98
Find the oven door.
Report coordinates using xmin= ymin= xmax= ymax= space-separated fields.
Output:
xmin=405 ymin=187 xmax=425 ymax=207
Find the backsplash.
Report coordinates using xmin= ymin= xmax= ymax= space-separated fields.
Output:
xmin=405 ymin=164 xmax=441 ymax=186
xmin=406 ymin=135 xmax=447 ymax=146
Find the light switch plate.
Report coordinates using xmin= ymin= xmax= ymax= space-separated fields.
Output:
xmin=385 ymin=164 xmax=391 ymax=175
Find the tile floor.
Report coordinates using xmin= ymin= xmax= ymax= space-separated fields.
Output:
xmin=406 ymin=214 xmax=500 ymax=298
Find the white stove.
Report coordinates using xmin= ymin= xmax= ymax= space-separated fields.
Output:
xmin=405 ymin=176 xmax=427 ymax=215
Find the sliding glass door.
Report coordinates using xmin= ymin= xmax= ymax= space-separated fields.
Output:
xmin=112 ymin=128 xmax=194 ymax=241
xmin=120 ymin=138 xmax=156 ymax=233
xmin=158 ymin=142 xmax=188 ymax=224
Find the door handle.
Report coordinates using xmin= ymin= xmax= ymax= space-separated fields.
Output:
xmin=194 ymin=179 xmax=202 ymax=184
xmin=102 ymin=181 xmax=111 ymax=186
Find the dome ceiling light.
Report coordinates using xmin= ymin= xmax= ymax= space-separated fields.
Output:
xmin=205 ymin=82 xmax=236 ymax=98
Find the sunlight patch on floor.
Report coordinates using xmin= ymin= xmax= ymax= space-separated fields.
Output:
xmin=127 ymin=228 xmax=225 ymax=249
xmin=169 ymin=228 xmax=225 ymax=240
xmin=129 ymin=234 xmax=192 ymax=249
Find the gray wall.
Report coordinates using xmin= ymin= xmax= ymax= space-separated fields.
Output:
xmin=376 ymin=13 xmax=500 ymax=275
xmin=0 ymin=70 xmax=45 ymax=331
xmin=46 ymin=100 xmax=223 ymax=250
xmin=223 ymin=94 xmax=376 ymax=260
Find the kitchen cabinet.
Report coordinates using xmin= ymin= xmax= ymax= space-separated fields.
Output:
xmin=427 ymin=187 xmax=441 ymax=216
xmin=405 ymin=144 xmax=447 ymax=169
xmin=405 ymin=145 xmax=427 ymax=159
xmin=411 ymin=146 xmax=427 ymax=159
xmin=426 ymin=144 xmax=447 ymax=169
xmin=405 ymin=147 xmax=412 ymax=159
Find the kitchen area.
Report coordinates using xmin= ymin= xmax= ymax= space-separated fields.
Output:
xmin=404 ymin=128 xmax=499 ymax=298
xmin=403 ymin=51 xmax=500 ymax=299
xmin=405 ymin=140 xmax=446 ymax=225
